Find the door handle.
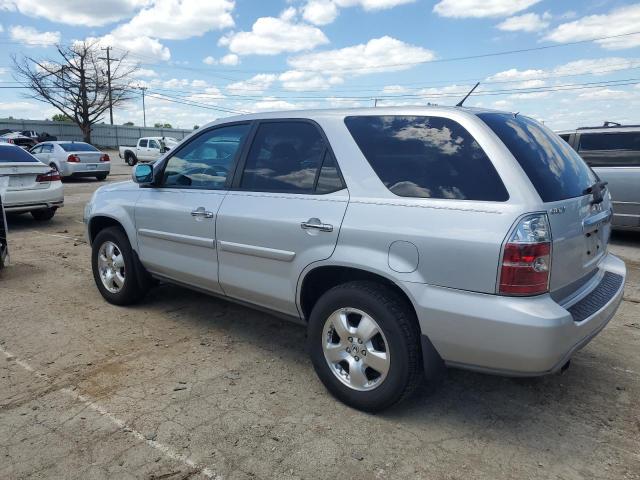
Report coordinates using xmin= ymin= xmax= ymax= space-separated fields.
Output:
xmin=301 ymin=218 xmax=333 ymax=232
xmin=191 ymin=207 xmax=214 ymax=219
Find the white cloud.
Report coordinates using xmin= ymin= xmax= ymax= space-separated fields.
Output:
xmin=1 ymin=0 xmax=148 ymax=27
xmin=203 ymin=56 xmax=217 ymax=65
xmin=9 ymin=25 xmax=60 ymax=47
xmin=487 ymin=58 xmax=640 ymax=84
xmin=220 ymin=53 xmax=239 ymax=66
xmin=191 ymin=79 xmax=208 ymax=88
xmin=302 ymin=0 xmax=414 ymax=25
xmin=278 ymin=70 xmax=343 ymax=91
xmin=132 ymin=68 xmax=158 ymax=78
xmin=302 ymin=0 xmax=339 ymax=25
xmin=288 ymin=36 xmax=435 ymax=75
xmin=433 ymin=0 xmax=541 ymax=19
xmin=497 ymin=12 xmax=550 ymax=32
xmin=93 ymin=33 xmax=171 ymax=62
xmin=382 ymin=85 xmax=408 ymax=94
xmin=249 ymin=97 xmax=300 ymax=112
xmin=578 ymin=88 xmax=633 ymax=100
xmin=111 ymin=0 xmax=234 ymax=41
xmin=545 ymin=4 xmax=640 ymax=50
xmin=227 ymin=74 xmax=277 ymax=94
xmin=162 ymin=78 xmax=190 ymax=88
xmin=220 ymin=7 xmax=329 ymax=55
xmin=187 ymin=86 xmax=225 ymax=103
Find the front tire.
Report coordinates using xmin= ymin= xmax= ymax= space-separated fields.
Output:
xmin=92 ymin=227 xmax=148 ymax=305
xmin=308 ymin=281 xmax=424 ymax=412
xmin=31 ymin=208 xmax=56 ymax=221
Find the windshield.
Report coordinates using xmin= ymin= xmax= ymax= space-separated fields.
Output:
xmin=58 ymin=142 xmax=98 ymax=152
xmin=478 ymin=113 xmax=596 ymax=202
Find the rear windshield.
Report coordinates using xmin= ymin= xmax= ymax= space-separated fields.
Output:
xmin=0 ymin=145 xmax=39 ymax=163
xmin=478 ymin=113 xmax=596 ymax=202
xmin=58 ymin=142 xmax=98 ymax=152
xmin=344 ymin=115 xmax=509 ymax=201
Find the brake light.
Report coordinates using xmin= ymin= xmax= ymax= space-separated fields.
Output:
xmin=100 ymin=153 xmax=110 ymax=162
xmin=67 ymin=154 xmax=80 ymax=163
xmin=8 ymin=139 xmax=14 ymax=144
xmin=36 ymin=170 xmax=61 ymax=182
xmin=499 ymin=213 xmax=552 ymax=296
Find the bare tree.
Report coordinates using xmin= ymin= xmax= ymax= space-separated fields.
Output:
xmin=13 ymin=41 xmax=137 ymax=143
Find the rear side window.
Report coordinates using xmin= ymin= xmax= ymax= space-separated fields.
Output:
xmin=58 ymin=142 xmax=98 ymax=152
xmin=42 ymin=144 xmax=53 ymax=153
xmin=558 ymin=134 xmax=570 ymax=142
xmin=240 ymin=121 xmax=326 ymax=193
xmin=0 ymin=145 xmax=39 ymax=163
xmin=344 ymin=115 xmax=509 ymax=201
xmin=478 ymin=113 xmax=596 ymax=202
xmin=579 ymin=132 xmax=640 ymax=151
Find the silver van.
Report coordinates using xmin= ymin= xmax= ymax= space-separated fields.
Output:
xmin=558 ymin=123 xmax=640 ymax=230
xmin=85 ymin=107 xmax=626 ymax=411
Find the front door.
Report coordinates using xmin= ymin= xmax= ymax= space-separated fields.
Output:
xmin=217 ymin=120 xmax=348 ymax=317
xmin=135 ymin=123 xmax=251 ymax=292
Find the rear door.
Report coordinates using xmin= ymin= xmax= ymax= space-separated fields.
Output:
xmin=577 ymin=131 xmax=640 ymax=228
xmin=478 ymin=113 xmax=610 ymax=295
xmin=148 ymin=139 xmax=162 ymax=161
xmin=216 ymin=120 xmax=348 ymax=317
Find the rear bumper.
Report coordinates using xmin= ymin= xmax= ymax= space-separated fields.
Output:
xmin=4 ymin=183 xmax=64 ymax=213
xmin=406 ymin=252 xmax=626 ymax=376
xmin=60 ymin=163 xmax=110 ymax=177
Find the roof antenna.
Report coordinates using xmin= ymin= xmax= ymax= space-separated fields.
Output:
xmin=456 ymin=82 xmax=480 ymax=107
xmin=603 ymin=121 xmax=621 ymax=127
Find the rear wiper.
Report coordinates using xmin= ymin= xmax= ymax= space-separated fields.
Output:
xmin=583 ymin=180 xmax=608 ymax=204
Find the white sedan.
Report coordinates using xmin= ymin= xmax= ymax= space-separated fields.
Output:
xmin=0 ymin=144 xmax=64 ymax=221
xmin=30 ymin=141 xmax=110 ymax=181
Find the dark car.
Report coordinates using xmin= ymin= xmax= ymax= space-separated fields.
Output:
xmin=0 ymin=132 xmax=37 ymax=150
xmin=557 ymin=123 xmax=640 ymax=231
xmin=0 ymin=184 xmax=7 ymax=269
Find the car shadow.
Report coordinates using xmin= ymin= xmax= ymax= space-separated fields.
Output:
xmin=133 ymin=282 xmax=618 ymax=434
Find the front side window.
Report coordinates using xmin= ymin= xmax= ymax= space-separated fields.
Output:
xmin=162 ymin=124 xmax=250 ymax=190
xmin=139 ymin=139 xmax=148 ymax=148
xmin=345 ymin=115 xmax=509 ymax=201
xmin=240 ymin=121 xmax=326 ymax=193
xmin=148 ymin=139 xmax=160 ymax=149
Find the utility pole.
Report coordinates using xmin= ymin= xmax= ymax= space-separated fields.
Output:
xmin=99 ymin=46 xmax=119 ymax=125
xmin=140 ymin=86 xmax=147 ymax=127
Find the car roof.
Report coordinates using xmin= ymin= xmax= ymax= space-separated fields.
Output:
xmin=556 ymin=125 xmax=640 ymax=135
xmin=203 ymin=105 xmax=513 ymax=127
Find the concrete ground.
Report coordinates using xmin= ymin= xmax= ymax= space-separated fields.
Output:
xmin=1 ymin=155 xmax=639 ymax=480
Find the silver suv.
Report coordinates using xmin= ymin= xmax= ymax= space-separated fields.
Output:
xmin=85 ymin=107 xmax=626 ymax=411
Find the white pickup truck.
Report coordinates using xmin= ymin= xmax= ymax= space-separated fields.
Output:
xmin=118 ymin=137 xmax=179 ymax=166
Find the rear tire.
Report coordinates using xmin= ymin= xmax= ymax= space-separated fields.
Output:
xmin=308 ymin=281 xmax=424 ymax=412
xmin=125 ymin=153 xmax=137 ymax=166
xmin=95 ymin=173 xmax=108 ymax=181
xmin=31 ymin=208 xmax=56 ymax=221
xmin=92 ymin=226 xmax=148 ymax=305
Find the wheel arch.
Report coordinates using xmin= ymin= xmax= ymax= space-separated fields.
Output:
xmin=88 ymin=215 xmax=131 ymax=247
xmin=297 ymin=263 xmax=418 ymax=324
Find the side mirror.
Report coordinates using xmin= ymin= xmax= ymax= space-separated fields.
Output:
xmin=132 ymin=164 xmax=153 ymax=185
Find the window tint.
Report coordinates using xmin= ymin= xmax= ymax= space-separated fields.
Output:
xmin=148 ymin=139 xmax=160 ymax=149
xmin=58 ymin=142 xmax=98 ymax=152
xmin=315 ymin=151 xmax=345 ymax=194
xmin=0 ymin=145 xmax=39 ymax=163
xmin=240 ymin=121 xmax=326 ymax=193
xmin=478 ymin=113 xmax=596 ymax=202
xmin=139 ymin=139 xmax=148 ymax=148
xmin=344 ymin=115 xmax=508 ymax=201
xmin=162 ymin=124 xmax=250 ymax=189
xmin=558 ymin=134 xmax=570 ymax=142
xmin=579 ymin=132 xmax=640 ymax=151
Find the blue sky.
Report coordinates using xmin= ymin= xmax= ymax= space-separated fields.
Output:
xmin=0 ymin=0 xmax=639 ymax=129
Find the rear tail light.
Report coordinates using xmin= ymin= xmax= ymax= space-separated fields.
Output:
xmin=8 ymin=139 xmax=14 ymax=144
xmin=499 ymin=213 xmax=552 ymax=296
xmin=36 ymin=170 xmax=61 ymax=182
xmin=67 ymin=154 xmax=80 ymax=163
xmin=100 ymin=154 xmax=110 ymax=162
